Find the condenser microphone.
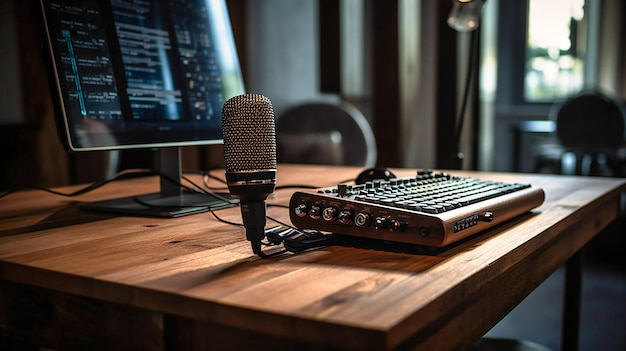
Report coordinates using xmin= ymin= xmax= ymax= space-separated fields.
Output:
xmin=222 ymin=93 xmax=277 ymax=257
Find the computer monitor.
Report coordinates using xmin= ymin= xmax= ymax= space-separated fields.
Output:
xmin=38 ymin=0 xmax=245 ymax=217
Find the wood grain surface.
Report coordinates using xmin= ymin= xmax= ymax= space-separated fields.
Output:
xmin=1 ymin=164 xmax=624 ymax=350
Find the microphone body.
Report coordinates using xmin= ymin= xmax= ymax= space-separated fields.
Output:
xmin=225 ymin=170 xmax=276 ymax=244
xmin=221 ymin=94 xmax=277 ymax=254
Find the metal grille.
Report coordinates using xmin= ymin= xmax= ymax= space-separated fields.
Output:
xmin=222 ymin=94 xmax=277 ymax=173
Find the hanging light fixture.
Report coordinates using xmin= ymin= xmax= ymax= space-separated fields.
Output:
xmin=447 ymin=0 xmax=486 ymax=32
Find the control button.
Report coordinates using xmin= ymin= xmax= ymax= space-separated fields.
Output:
xmin=380 ymin=198 xmax=396 ymax=206
xmin=322 ymin=206 xmax=339 ymax=222
xmin=353 ymin=184 xmax=366 ymax=192
xmin=337 ymin=184 xmax=349 ymax=197
xmin=354 ymin=212 xmax=371 ymax=227
xmin=308 ymin=205 xmax=322 ymax=220
xmin=294 ymin=204 xmax=308 ymax=217
xmin=338 ymin=209 xmax=353 ymax=224
xmin=390 ymin=219 xmax=407 ymax=232
xmin=478 ymin=211 xmax=494 ymax=222
xmin=453 ymin=214 xmax=479 ymax=232
xmin=374 ymin=216 xmax=390 ymax=230
xmin=421 ymin=206 xmax=439 ymax=214
xmin=354 ymin=195 xmax=367 ymax=202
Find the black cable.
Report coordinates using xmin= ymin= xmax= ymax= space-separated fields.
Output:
xmin=180 ymin=174 xmax=237 ymax=205
xmin=0 ymin=169 xmax=156 ymax=200
xmin=199 ymin=171 xmax=230 ymax=192
xmin=0 ymin=168 xmax=229 ymax=201
xmin=275 ymin=184 xmax=320 ymax=190
xmin=251 ymin=236 xmax=287 ymax=258
xmin=207 ymin=208 xmax=244 ymax=227
xmin=1 ymin=166 xmax=325 ymax=258
xmin=266 ymin=214 xmax=293 ymax=229
xmin=268 ymin=203 xmax=289 ymax=209
xmin=129 ymin=195 xmax=244 ymax=227
xmin=196 ymin=169 xmax=323 ymax=193
xmin=200 ymin=170 xmax=227 ymax=184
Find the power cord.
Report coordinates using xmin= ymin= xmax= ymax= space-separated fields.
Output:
xmin=1 ymin=168 xmax=334 ymax=256
xmin=0 ymin=168 xmax=156 ymax=200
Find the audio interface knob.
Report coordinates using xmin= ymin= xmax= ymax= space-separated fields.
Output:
xmin=308 ymin=205 xmax=322 ymax=219
xmin=322 ymin=206 xmax=339 ymax=222
xmin=355 ymin=212 xmax=371 ymax=227
xmin=294 ymin=204 xmax=308 ymax=217
xmin=374 ymin=216 xmax=390 ymax=230
xmin=390 ymin=219 xmax=407 ymax=232
xmin=338 ymin=209 xmax=353 ymax=224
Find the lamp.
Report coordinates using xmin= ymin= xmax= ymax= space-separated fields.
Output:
xmin=446 ymin=0 xmax=486 ymax=169
xmin=447 ymin=0 xmax=486 ymax=32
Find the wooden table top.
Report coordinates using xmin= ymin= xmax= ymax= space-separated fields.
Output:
xmin=1 ymin=164 xmax=625 ymax=350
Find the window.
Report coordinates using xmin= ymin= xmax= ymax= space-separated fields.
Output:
xmin=524 ymin=0 xmax=586 ymax=101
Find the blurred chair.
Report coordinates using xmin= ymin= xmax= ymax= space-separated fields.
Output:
xmin=490 ymin=91 xmax=626 ymax=351
xmin=533 ymin=90 xmax=626 ymax=177
xmin=276 ymin=101 xmax=377 ymax=167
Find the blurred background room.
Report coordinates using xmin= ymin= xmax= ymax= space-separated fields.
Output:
xmin=1 ymin=0 xmax=624 ymax=350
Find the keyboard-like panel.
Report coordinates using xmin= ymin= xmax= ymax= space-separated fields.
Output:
xmin=289 ymin=170 xmax=545 ymax=247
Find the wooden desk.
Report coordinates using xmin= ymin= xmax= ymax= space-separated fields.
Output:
xmin=1 ymin=165 xmax=624 ymax=350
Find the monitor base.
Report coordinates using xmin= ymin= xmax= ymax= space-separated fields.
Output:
xmin=80 ymin=191 xmax=237 ymax=218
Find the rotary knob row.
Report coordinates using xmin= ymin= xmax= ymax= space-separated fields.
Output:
xmin=295 ymin=204 xmax=356 ymax=224
xmin=293 ymin=203 xmax=407 ymax=232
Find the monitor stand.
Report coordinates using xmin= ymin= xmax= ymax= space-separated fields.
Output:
xmin=80 ymin=147 xmax=237 ymax=217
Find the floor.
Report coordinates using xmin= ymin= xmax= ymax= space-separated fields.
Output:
xmin=483 ymin=224 xmax=626 ymax=351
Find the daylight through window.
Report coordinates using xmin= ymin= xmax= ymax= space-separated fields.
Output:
xmin=524 ymin=0 xmax=586 ymax=101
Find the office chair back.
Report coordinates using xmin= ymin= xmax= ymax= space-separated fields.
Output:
xmin=542 ymin=90 xmax=626 ymax=176
xmin=554 ymin=91 xmax=625 ymax=152
xmin=276 ymin=101 xmax=377 ymax=167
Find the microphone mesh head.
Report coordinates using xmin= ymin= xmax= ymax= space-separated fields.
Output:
xmin=222 ymin=94 xmax=277 ymax=172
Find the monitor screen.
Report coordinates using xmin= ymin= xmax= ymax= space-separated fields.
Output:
xmin=38 ymin=0 xmax=245 ymax=217
xmin=39 ymin=0 xmax=244 ymax=151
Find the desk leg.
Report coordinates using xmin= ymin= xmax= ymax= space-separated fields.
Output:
xmin=561 ymin=250 xmax=582 ymax=351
